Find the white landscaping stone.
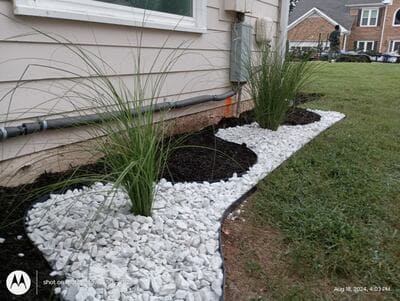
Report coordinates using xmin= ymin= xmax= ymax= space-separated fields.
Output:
xmin=109 ymin=265 xmax=126 ymax=281
xmin=176 ymin=289 xmax=188 ymax=299
xmin=159 ymin=283 xmax=176 ymax=296
xmin=176 ymin=274 xmax=190 ymax=290
xmin=211 ymin=279 xmax=223 ymax=296
xmin=111 ymin=231 xmax=124 ymax=241
xmin=150 ymin=276 xmax=162 ymax=293
xmin=186 ymin=293 xmax=195 ymax=301
xmin=141 ymin=292 xmax=150 ymax=301
xmin=25 ymin=110 xmax=344 ymax=300
xmin=75 ymin=287 xmax=96 ymax=301
xmin=63 ymin=286 xmax=79 ymax=301
xmin=139 ymin=278 xmax=150 ymax=290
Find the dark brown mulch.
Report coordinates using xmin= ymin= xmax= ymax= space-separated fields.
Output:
xmin=0 ymin=126 xmax=258 ymax=299
xmin=1 ymin=179 xmax=65 ymax=300
xmin=162 ymin=127 xmax=257 ymax=183
xmin=217 ymin=106 xmax=321 ymax=129
xmin=215 ymin=93 xmax=323 ymax=129
xmin=0 ymin=163 xmax=108 ymax=300
xmin=284 ymin=107 xmax=321 ymax=125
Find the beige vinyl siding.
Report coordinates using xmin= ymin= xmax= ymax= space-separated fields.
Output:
xmin=1 ymin=70 xmax=231 ymax=122
xmin=0 ymin=0 xmax=281 ymax=164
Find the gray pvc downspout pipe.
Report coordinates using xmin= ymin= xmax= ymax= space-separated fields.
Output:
xmin=0 ymin=90 xmax=236 ymax=141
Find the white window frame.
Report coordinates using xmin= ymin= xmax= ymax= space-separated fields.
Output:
xmin=13 ymin=0 xmax=207 ymax=33
xmin=360 ymin=8 xmax=379 ymax=27
xmin=390 ymin=40 xmax=400 ymax=53
xmin=357 ymin=40 xmax=375 ymax=52
xmin=393 ymin=8 xmax=400 ymax=27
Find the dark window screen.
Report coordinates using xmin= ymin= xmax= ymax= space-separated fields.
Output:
xmin=94 ymin=0 xmax=193 ymax=17
xmin=395 ymin=10 xmax=400 ymax=25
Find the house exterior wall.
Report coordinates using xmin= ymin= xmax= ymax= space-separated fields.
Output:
xmin=288 ymin=14 xmax=334 ymax=44
xmin=382 ymin=0 xmax=400 ymax=53
xmin=0 ymin=0 xmax=283 ymax=186
xmin=347 ymin=6 xmax=385 ymax=51
xmin=347 ymin=0 xmax=400 ymax=52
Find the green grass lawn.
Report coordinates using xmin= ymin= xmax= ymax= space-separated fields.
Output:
xmin=246 ymin=63 xmax=400 ymax=300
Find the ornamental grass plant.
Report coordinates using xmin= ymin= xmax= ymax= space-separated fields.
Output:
xmin=245 ymin=43 xmax=316 ymax=130
xmin=0 ymin=16 xmax=192 ymax=216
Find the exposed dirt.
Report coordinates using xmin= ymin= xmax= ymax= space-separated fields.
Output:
xmin=222 ymin=204 xmax=291 ymax=301
xmin=221 ymin=197 xmax=389 ymax=301
xmin=222 ymin=200 xmax=338 ymax=301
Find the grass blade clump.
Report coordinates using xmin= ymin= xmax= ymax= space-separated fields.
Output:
xmin=96 ymin=102 xmax=166 ymax=216
xmin=246 ymin=43 xmax=316 ymax=130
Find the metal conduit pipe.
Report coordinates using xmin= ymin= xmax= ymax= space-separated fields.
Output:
xmin=0 ymin=90 xmax=236 ymax=141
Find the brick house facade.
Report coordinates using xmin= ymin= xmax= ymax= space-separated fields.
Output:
xmin=288 ymin=10 xmax=349 ymax=51
xmin=347 ymin=0 xmax=400 ymax=53
xmin=385 ymin=0 xmax=400 ymax=53
xmin=288 ymin=0 xmax=400 ymax=54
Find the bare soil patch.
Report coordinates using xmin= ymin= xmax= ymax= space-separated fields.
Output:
xmin=221 ymin=197 xmax=390 ymax=301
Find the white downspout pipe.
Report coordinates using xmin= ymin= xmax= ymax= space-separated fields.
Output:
xmin=278 ymin=0 xmax=290 ymax=53
xmin=343 ymin=34 xmax=348 ymax=51
xmin=379 ymin=5 xmax=389 ymax=53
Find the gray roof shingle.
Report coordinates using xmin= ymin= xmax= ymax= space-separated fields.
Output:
xmin=289 ymin=0 xmax=356 ymax=30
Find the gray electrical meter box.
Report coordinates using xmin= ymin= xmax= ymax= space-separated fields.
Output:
xmin=230 ymin=23 xmax=252 ymax=83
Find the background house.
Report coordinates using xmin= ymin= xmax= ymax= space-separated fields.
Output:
xmin=347 ymin=0 xmax=400 ymax=54
xmin=0 ymin=0 xmax=288 ymax=186
xmin=288 ymin=0 xmax=400 ymax=54
xmin=288 ymin=0 xmax=353 ymax=52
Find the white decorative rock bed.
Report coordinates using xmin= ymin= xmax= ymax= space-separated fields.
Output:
xmin=26 ymin=110 xmax=345 ymax=301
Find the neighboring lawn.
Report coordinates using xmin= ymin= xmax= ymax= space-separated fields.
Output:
xmin=223 ymin=63 xmax=400 ymax=301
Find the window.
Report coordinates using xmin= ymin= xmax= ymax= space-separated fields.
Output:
xmin=360 ymin=8 xmax=379 ymax=26
xmin=390 ymin=41 xmax=400 ymax=54
xmin=13 ymin=0 xmax=207 ymax=33
xmin=394 ymin=9 xmax=400 ymax=26
xmin=357 ymin=41 xmax=375 ymax=52
xmin=95 ymin=0 xmax=193 ymax=17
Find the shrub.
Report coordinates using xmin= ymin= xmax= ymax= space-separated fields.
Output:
xmin=336 ymin=54 xmax=371 ymax=63
xmin=245 ymin=44 xmax=315 ymax=130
